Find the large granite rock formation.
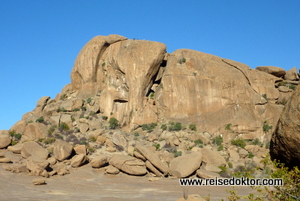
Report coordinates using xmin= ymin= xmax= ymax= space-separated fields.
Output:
xmin=7 ymin=34 xmax=298 ymax=143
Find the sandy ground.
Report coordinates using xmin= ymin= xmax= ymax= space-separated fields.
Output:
xmin=0 ymin=151 xmax=255 ymax=201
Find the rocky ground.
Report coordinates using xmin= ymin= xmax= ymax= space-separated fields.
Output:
xmin=0 ymin=151 xmax=255 ymax=201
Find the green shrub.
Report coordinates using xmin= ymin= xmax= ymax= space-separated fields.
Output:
xmin=86 ymin=97 xmax=92 ymax=104
xmin=14 ymin=133 xmax=22 ymax=140
xmin=248 ymin=152 xmax=255 ymax=158
xmin=108 ymin=117 xmax=119 ymax=129
xmin=265 ymin=141 xmax=270 ymax=149
xmin=141 ymin=123 xmax=157 ymax=131
xmin=225 ymin=123 xmax=232 ymax=130
xmin=59 ymin=122 xmax=70 ymax=131
xmin=149 ymin=92 xmax=155 ymax=99
xmin=73 ymin=108 xmax=80 ymax=112
xmin=218 ymin=144 xmax=223 ymax=151
xmin=60 ymin=94 xmax=67 ymax=100
xmin=57 ymin=107 xmax=67 ymax=112
xmin=169 ymin=122 xmax=182 ymax=131
xmin=189 ymin=123 xmax=196 ymax=131
xmin=194 ymin=139 xmax=203 ymax=146
xmin=263 ymin=121 xmax=272 ymax=133
xmin=178 ymin=58 xmax=186 ymax=64
xmin=102 ymin=116 xmax=108 ymax=120
xmin=212 ymin=135 xmax=223 ymax=146
xmin=36 ymin=116 xmax=44 ymax=123
xmin=173 ymin=150 xmax=182 ymax=158
xmin=48 ymin=125 xmax=57 ymax=135
xmin=88 ymin=136 xmax=97 ymax=142
xmin=228 ymin=162 xmax=233 ymax=169
xmin=161 ymin=124 xmax=167 ymax=130
xmin=8 ymin=130 xmax=16 ymax=137
xmin=43 ymin=138 xmax=56 ymax=144
xmin=153 ymin=143 xmax=160 ymax=150
xmin=251 ymin=138 xmax=263 ymax=146
xmin=231 ymin=138 xmax=246 ymax=148
xmin=134 ymin=132 xmax=139 ymax=137
xmin=289 ymin=84 xmax=296 ymax=90
xmin=262 ymin=94 xmax=268 ymax=100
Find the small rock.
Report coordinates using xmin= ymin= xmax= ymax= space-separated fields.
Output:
xmin=96 ymin=136 xmax=106 ymax=144
xmin=0 ymin=158 xmax=12 ymax=163
xmin=70 ymin=154 xmax=88 ymax=167
xmin=90 ymin=155 xmax=108 ymax=168
xmin=32 ymin=178 xmax=46 ymax=185
xmin=105 ymin=165 xmax=119 ymax=174
xmin=7 ymin=143 xmax=23 ymax=154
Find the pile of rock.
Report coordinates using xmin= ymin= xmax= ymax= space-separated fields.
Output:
xmin=0 ymin=126 xmax=269 ymax=180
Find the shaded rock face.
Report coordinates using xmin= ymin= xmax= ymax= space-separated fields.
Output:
xmin=271 ymin=85 xmax=300 ymax=167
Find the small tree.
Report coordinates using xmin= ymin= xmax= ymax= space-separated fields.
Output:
xmin=109 ymin=117 xmax=119 ymax=129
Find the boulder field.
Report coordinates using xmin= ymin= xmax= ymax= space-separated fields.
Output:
xmin=1 ymin=34 xmax=299 ymax=181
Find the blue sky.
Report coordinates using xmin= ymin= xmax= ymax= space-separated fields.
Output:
xmin=0 ymin=1 xmax=299 ymax=130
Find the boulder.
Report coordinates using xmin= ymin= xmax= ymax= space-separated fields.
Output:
xmin=32 ymin=178 xmax=46 ymax=185
xmin=135 ymin=144 xmax=168 ymax=175
xmin=21 ymin=141 xmax=48 ymax=159
xmin=256 ymin=66 xmax=286 ymax=77
xmin=284 ymin=67 xmax=299 ymax=81
xmin=196 ymin=169 xmax=220 ymax=179
xmin=201 ymin=147 xmax=227 ymax=172
xmin=10 ymin=120 xmax=27 ymax=135
xmin=7 ymin=143 xmax=23 ymax=154
xmin=59 ymin=98 xmax=83 ymax=111
xmin=271 ymin=84 xmax=300 ymax=167
xmin=73 ymin=145 xmax=87 ymax=155
xmin=26 ymin=156 xmax=49 ymax=174
xmin=105 ymin=165 xmax=120 ymax=174
xmin=0 ymin=158 xmax=12 ymax=163
xmin=112 ymin=131 xmax=127 ymax=148
xmin=228 ymin=150 xmax=239 ymax=162
xmin=53 ymin=139 xmax=73 ymax=161
xmin=169 ymin=152 xmax=202 ymax=178
xmin=145 ymin=160 xmax=163 ymax=177
xmin=109 ymin=154 xmax=147 ymax=176
xmin=23 ymin=122 xmax=48 ymax=139
xmin=90 ymin=155 xmax=108 ymax=168
xmin=0 ymin=130 xmax=11 ymax=148
xmin=70 ymin=154 xmax=88 ymax=167
xmin=36 ymin=96 xmax=50 ymax=108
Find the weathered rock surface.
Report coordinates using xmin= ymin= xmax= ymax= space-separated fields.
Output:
xmin=21 ymin=141 xmax=48 ymax=159
xmin=169 ymin=152 xmax=202 ymax=178
xmin=70 ymin=154 xmax=88 ymax=167
xmin=135 ymin=144 xmax=168 ymax=175
xmin=284 ymin=67 xmax=299 ymax=81
xmin=271 ymin=84 xmax=300 ymax=167
xmin=196 ymin=169 xmax=220 ymax=179
xmin=23 ymin=122 xmax=48 ymax=139
xmin=53 ymin=139 xmax=73 ymax=161
xmin=0 ymin=130 xmax=11 ymax=149
xmin=256 ymin=66 xmax=286 ymax=77
xmin=90 ymin=155 xmax=108 ymax=168
xmin=109 ymin=154 xmax=147 ymax=175
xmin=201 ymin=147 xmax=227 ymax=172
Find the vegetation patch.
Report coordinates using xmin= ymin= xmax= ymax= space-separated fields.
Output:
xmin=231 ymin=138 xmax=246 ymax=148
xmin=108 ymin=117 xmax=119 ymax=129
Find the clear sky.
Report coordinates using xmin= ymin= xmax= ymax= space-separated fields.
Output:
xmin=0 ymin=0 xmax=299 ymax=130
